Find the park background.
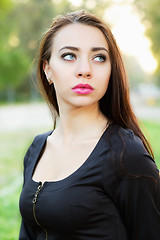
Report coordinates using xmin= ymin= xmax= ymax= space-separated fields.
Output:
xmin=0 ymin=0 xmax=160 ymax=239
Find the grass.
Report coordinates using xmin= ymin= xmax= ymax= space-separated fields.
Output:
xmin=140 ymin=120 xmax=160 ymax=167
xmin=0 ymin=120 xmax=160 ymax=239
xmin=0 ymin=186 xmax=21 ymax=240
xmin=0 ymin=127 xmax=49 ymax=240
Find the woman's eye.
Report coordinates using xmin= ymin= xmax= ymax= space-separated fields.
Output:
xmin=93 ymin=55 xmax=106 ymax=62
xmin=61 ymin=53 xmax=76 ymax=61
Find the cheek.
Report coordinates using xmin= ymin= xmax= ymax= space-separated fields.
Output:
xmin=96 ymin=69 xmax=111 ymax=88
xmin=52 ymin=72 xmax=70 ymax=95
xmin=103 ymin=65 xmax=111 ymax=86
xmin=99 ymin=81 xmax=110 ymax=98
xmin=51 ymin=62 xmax=72 ymax=83
xmin=95 ymin=71 xmax=111 ymax=98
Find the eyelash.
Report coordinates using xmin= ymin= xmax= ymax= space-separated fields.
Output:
xmin=61 ymin=53 xmax=107 ymax=62
xmin=93 ymin=54 xmax=106 ymax=62
xmin=61 ymin=52 xmax=76 ymax=61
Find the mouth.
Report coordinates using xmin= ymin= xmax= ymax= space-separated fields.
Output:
xmin=72 ymin=83 xmax=94 ymax=94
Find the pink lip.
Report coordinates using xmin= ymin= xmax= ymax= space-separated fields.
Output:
xmin=72 ymin=83 xmax=94 ymax=95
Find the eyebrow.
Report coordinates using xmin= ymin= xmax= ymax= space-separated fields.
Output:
xmin=58 ymin=46 xmax=109 ymax=53
xmin=91 ymin=47 xmax=109 ymax=53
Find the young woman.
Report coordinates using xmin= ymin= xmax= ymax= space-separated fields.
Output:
xmin=19 ymin=10 xmax=160 ymax=240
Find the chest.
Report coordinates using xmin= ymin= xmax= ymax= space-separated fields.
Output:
xmin=19 ymin=134 xmax=128 ymax=239
xmin=32 ymin=139 xmax=100 ymax=183
xmin=20 ymin=174 xmax=121 ymax=238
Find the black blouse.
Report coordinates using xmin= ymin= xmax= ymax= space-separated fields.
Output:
xmin=19 ymin=123 xmax=160 ymax=240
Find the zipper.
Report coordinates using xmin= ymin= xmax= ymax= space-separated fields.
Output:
xmin=32 ymin=182 xmax=48 ymax=240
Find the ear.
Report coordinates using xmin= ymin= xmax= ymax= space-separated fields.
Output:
xmin=43 ymin=60 xmax=51 ymax=79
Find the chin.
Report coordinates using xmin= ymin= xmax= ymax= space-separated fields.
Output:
xmin=72 ymin=99 xmax=98 ymax=108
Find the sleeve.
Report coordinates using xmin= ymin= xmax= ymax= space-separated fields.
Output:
xmin=103 ymin=129 xmax=160 ymax=240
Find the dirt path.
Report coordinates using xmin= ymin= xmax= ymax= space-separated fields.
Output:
xmin=0 ymin=102 xmax=53 ymax=132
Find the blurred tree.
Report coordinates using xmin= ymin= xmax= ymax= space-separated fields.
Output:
xmin=134 ymin=0 xmax=160 ymax=85
xmin=0 ymin=0 xmax=27 ymax=101
xmin=0 ymin=0 xmax=73 ymax=101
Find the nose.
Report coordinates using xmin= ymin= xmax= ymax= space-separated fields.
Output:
xmin=75 ymin=58 xmax=92 ymax=79
xmin=77 ymin=72 xmax=91 ymax=79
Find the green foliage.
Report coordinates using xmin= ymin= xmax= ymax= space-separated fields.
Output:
xmin=0 ymin=48 xmax=30 ymax=90
xmin=0 ymin=0 xmax=72 ymax=100
xmin=0 ymin=0 xmax=13 ymax=18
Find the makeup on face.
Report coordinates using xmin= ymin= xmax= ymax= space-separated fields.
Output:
xmin=58 ymin=46 xmax=109 ymax=54
xmin=72 ymin=83 xmax=94 ymax=95
xmin=58 ymin=46 xmax=109 ymax=63
xmin=46 ymin=24 xmax=111 ymax=108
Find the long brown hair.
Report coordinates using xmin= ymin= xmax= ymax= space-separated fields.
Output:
xmin=37 ymin=10 xmax=153 ymax=157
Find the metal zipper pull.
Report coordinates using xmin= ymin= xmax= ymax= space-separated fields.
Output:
xmin=32 ymin=182 xmax=43 ymax=204
xmin=32 ymin=182 xmax=48 ymax=240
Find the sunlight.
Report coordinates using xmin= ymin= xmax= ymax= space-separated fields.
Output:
xmin=104 ymin=3 xmax=157 ymax=74
xmin=67 ymin=0 xmax=83 ymax=7
xmin=112 ymin=0 xmax=134 ymax=3
xmin=85 ymin=0 xmax=97 ymax=10
xmin=9 ymin=35 xmax=20 ymax=48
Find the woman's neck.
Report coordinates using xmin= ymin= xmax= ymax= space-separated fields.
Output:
xmin=54 ymin=103 xmax=108 ymax=146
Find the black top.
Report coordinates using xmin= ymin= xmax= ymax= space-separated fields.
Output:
xmin=19 ymin=123 xmax=160 ymax=240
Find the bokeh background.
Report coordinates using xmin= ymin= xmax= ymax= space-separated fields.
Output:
xmin=0 ymin=0 xmax=160 ymax=239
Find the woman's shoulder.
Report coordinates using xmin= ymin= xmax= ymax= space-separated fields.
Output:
xmin=33 ymin=130 xmax=53 ymax=145
xmin=107 ymin=123 xmax=140 ymax=152
xmin=109 ymin=123 xmax=147 ymax=154
xmin=23 ymin=130 xmax=53 ymax=163
xmin=108 ymin=123 xmax=159 ymax=179
xmin=26 ymin=130 xmax=53 ymax=152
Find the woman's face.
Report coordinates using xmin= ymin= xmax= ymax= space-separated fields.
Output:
xmin=44 ymin=23 xmax=111 ymax=111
